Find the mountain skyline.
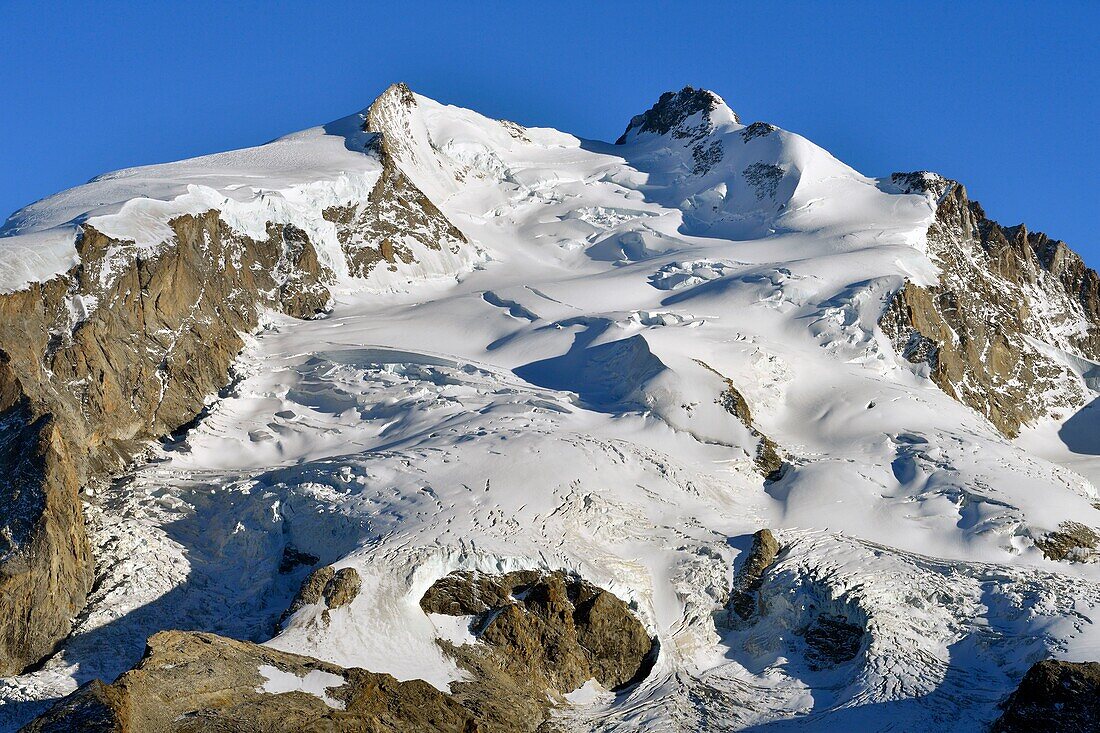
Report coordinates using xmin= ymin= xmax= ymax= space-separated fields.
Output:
xmin=1 ymin=1 xmax=1098 ymax=263
xmin=2 ymin=78 xmax=1100 ymax=731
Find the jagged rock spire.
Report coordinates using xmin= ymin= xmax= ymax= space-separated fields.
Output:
xmin=616 ymin=86 xmax=739 ymax=144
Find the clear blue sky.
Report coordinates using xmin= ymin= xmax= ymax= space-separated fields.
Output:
xmin=2 ymin=1 xmax=1097 ymax=262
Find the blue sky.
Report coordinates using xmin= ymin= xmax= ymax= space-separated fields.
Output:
xmin=2 ymin=1 xmax=1097 ymax=262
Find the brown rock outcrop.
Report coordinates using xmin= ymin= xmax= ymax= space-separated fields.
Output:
xmin=27 ymin=571 xmax=655 ymax=732
xmin=726 ymin=529 xmax=781 ymax=621
xmin=421 ymin=570 xmax=656 ymax=731
xmin=695 ymin=359 xmax=786 ymax=479
xmin=0 ymin=211 xmax=333 ymax=674
xmin=282 ymin=566 xmax=363 ymax=627
xmin=992 ymin=659 xmax=1100 ymax=733
xmin=21 ymin=630 xmax=481 ymax=733
xmin=323 ymin=162 xmax=466 ymax=278
xmin=324 ymin=83 xmax=468 ymax=278
xmin=1034 ymin=521 xmax=1100 ymax=562
xmin=881 ymin=173 xmax=1100 ymax=437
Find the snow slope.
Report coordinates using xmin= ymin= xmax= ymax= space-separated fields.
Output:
xmin=2 ymin=87 xmax=1100 ymax=731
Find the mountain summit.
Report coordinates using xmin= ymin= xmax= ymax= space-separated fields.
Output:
xmin=2 ymin=85 xmax=1100 ymax=732
xmin=615 ymin=86 xmax=740 ymax=144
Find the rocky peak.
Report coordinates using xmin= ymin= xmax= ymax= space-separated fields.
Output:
xmin=889 ymin=170 xmax=954 ymax=202
xmin=361 ymin=82 xmax=420 ymax=159
xmin=365 ymin=83 xmax=417 ymax=132
xmin=615 ymin=86 xmax=739 ymax=145
xmin=324 ymin=83 xmax=469 ymax=279
xmin=880 ymin=173 xmax=1100 ymax=438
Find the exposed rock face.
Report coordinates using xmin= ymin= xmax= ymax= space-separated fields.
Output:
xmin=323 ymin=161 xmax=466 ymax=278
xmin=740 ymin=121 xmax=778 ymax=143
xmin=1034 ymin=521 xmax=1100 ymax=562
xmin=801 ymin=614 xmax=864 ymax=670
xmin=0 ymin=405 xmax=90 ymax=681
xmin=28 ymin=572 xmax=655 ymax=732
xmin=697 ymin=360 xmax=785 ymax=479
xmin=282 ymin=566 xmax=363 ymax=626
xmin=616 ymin=86 xmax=737 ymax=143
xmin=992 ymin=660 xmax=1100 ymax=733
xmin=726 ymin=529 xmax=781 ymax=621
xmin=616 ymin=86 xmax=737 ymax=176
xmin=324 ymin=568 xmax=362 ymax=610
xmin=21 ymin=631 xmax=481 ymax=733
xmin=742 ymin=162 xmax=785 ymax=200
xmin=881 ymin=172 xmax=1100 ymax=437
xmin=324 ymin=83 xmax=467 ymax=278
xmin=421 ymin=570 xmax=656 ymax=731
xmin=0 ymin=211 xmax=333 ymax=674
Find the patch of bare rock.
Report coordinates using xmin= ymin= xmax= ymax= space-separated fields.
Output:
xmin=421 ymin=570 xmax=657 ymax=731
xmin=21 ymin=631 xmax=480 ymax=733
xmin=992 ymin=659 xmax=1100 ymax=733
xmin=25 ymin=569 xmax=656 ymax=732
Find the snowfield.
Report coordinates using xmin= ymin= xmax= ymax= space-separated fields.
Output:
xmin=2 ymin=88 xmax=1100 ymax=731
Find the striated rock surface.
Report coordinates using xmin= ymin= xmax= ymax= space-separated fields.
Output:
xmin=696 ymin=359 xmax=785 ymax=479
xmin=21 ymin=630 xmax=480 ymax=733
xmin=992 ymin=659 xmax=1100 ymax=733
xmin=0 ymin=211 xmax=333 ymax=675
xmin=324 ymin=83 xmax=468 ymax=278
xmin=725 ymin=529 xmax=781 ymax=621
xmin=881 ymin=172 xmax=1100 ymax=437
xmin=281 ymin=566 xmax=363 ymax=627
xmin=421 ymin=570 xmax=656 ymax=731
xmin=0 ymin=405 xmax=90 ymax=682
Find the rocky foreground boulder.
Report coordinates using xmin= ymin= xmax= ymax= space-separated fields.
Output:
xmin=25 ymin=570 xmax=656 ymax=732
xmin=421 ymin=570 xmax=657 ymax=731
xmin=20 ymin=631 xmax=480 ymax=733
xmin=992 ymin=659 xmax=1100 ymax=732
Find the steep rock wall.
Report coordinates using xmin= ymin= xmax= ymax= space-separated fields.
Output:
xmin=881 ymin=173 xmax=1100 ymax=437
xmin=0 ymin=211 xmax=332 ymax=674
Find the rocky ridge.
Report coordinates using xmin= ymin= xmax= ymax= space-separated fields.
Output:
xmin=324 ymin=83 xmax=468 ymax=278
xmin=881 ymin=172 xmax=1100 ymax=437
xmin=26 ymin=570 xmax=655 ymax=732
xmin=0 ymin=213 xmax=332 ymax=676
xmin=21 ymin=631 xmax=480 ymax=733
xmin=691 ymin=359 xmax=785 ymax=479
xmin=0 ymin=83 xmax=475 ymax=677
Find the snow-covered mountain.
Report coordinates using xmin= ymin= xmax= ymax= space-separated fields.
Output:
xmin=3 ymin=84 xmax=1100 ymax=732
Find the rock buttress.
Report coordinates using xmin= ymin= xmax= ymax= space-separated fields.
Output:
xmin=420 ymin=570 xmax=656 ymax=731
xmin=0 ymin=211 xmax=332 ymax=674
xmin=20 ymin=631 xmax=481 ymax=733
xmin=881 ymin=174 xmax=1100 ymax=437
